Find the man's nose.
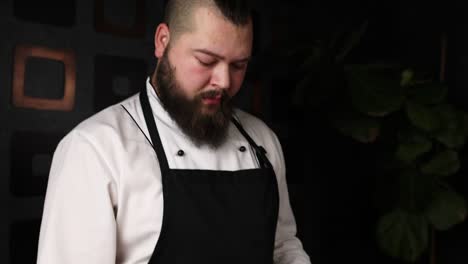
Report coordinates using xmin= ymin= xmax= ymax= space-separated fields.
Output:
xmin=211 ymin=64 xmax=231 ymax=90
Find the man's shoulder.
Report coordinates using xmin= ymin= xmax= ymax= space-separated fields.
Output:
xmin=234 ymin=109 xmax=285 ymax=170
xmin=234 ymin=108 xmax=278 ymax=142
xmin=80 ymin=93 xmax=138 ymax=128
xmin=235 ymin=108 xmax=267 ymax=127
xmin=67 ymin=93 xmax=141 ymax=143
xmin=50 ymin=94 xmax=142 ymax=183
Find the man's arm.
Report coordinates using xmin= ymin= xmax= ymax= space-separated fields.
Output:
xmin=37 ymin=131 xmax=118 ymax=264
xmin=271 ymin=134 xmax=311 ymax=264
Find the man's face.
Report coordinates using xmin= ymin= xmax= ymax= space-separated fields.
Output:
xmin=154 ymin=6 xmax=253 ymax=148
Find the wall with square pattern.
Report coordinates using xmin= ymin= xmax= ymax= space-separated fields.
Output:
xmin=0 ymin=1 xmax=316 ymax=263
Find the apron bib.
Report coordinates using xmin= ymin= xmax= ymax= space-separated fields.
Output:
xmin=138 ymin=89 xmax=279 ymax=264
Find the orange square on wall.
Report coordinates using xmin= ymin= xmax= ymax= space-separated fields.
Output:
xmin=12 ymin=44 xmax=76 ymax=111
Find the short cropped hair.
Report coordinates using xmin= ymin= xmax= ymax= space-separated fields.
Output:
xmin=163 ymin=0 xmax=252 ymax=41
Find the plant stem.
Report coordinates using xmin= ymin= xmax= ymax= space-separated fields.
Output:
xmin=431 ymin=227 xmax=436 ymax=264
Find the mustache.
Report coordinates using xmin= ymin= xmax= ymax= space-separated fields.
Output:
xmin=199 ymin=90 xmax=229 ymax=99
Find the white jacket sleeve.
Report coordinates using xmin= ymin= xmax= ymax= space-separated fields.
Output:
xmin=271 ymin=135 xmax=311 ymax=264
xmin=37 ymin=131 xmax=118 ymax=264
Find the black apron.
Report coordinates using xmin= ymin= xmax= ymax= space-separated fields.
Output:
xmin=139 ymin=89 xmax=279 ymax=264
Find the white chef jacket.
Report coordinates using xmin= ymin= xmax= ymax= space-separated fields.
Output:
xmin=37 ymin=78 xmax=311 ymax=264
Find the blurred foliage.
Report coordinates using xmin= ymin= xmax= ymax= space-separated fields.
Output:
xmin=292 ymin=20 xmax=467 ymax=263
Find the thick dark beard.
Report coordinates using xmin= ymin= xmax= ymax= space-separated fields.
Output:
xmin=154 ymin=51 xmax=233 ymax=149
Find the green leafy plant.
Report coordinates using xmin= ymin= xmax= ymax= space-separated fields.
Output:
xmin=292 ymin=21 xmax=468 ymax=262
xmin=370 ymin=69 xmax=468 ymax=262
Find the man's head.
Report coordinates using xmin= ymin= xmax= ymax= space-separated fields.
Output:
xmin=163 ymin=0 xmax=251 ymax=44
xmin=152 ymin=0 xmax=253 ymax=148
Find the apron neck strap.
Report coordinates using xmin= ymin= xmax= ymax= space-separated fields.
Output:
xmin=231 ymin=117 xmax=273 ymax=169
xmin=140 ymin=86 xmax=273 ymax=171
xmin=140 ymin=88 xmax=170 ymax=172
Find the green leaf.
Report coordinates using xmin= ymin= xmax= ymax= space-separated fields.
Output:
xmin=432 ymin=106 xmax=467 ymax=149
xmin=426 ymin=189 xmax=467 ymax=231
xmin=330 ymin=109 xmax=380 ymax=143
xmin=396 ymin=136 xmax=432 ymax=163
xmin=459 ymin=111 xmax=468 ymax=136
xmin=377 ymin=209 xmax=429 ymax=263
xmin=435 ymin=127 xmax=466 ymax=150
xmin=345 ymin=64 xmax=405 ymax=116
xmin=407 ymin=82 xmax=448 ymax=105
xmin=398 ymin=169 xmax=435 ymax=212
xmin=400 ymin=69 xmax=414 ymax=87
xmin=406 ymin=101 xmax=440 ymax=132
xmin=420 ymin=150 xmax=460 ymax=176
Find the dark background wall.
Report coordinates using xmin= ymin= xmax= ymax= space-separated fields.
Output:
xmin=0 ymin=1 xmax=160 ymax=263
xmin=1 ymin=0 xmax=467 ymax=263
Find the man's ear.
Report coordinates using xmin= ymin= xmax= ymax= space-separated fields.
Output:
xmin=154 ymin=23 xmax=170 ymax=59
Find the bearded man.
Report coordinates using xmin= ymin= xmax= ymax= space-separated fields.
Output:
xmin=37 ymin=1 xmax=311 ymax=263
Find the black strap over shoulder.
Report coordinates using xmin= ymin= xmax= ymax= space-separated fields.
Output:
xmin=139 ymin=85 xmax=273 ymax=171
xmin=231 ymin=117 xmax=273 ymax=169
xmin=140 ymin=88 xmax=170 ymax=172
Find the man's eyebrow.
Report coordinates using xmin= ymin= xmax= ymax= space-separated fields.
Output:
xmin=193 ymin=49 xmax=251 ymax=63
